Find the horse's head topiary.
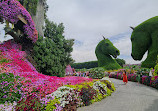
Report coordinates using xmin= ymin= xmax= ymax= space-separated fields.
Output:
xmin=99 ymin=38 xmax=120 ymax=58
xmin=95 ymin=37 xmax=121 ymax=70
xmin=131 ymin=16 xmax=158 ymax=68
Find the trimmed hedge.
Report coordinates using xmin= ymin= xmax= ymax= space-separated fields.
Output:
xmin=72 ymin=58 xmax=125 ymax=69
xmin=71 ymin=61 xmax=98 ymax=69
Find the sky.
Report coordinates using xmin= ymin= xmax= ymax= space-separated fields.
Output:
xmin=0 ymin=0 xmax=158 ymax=64
xmin=46 ymin=0 xmax=158 ymax=64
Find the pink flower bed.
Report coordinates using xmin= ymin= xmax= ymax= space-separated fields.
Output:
xmin=0 ymin=40 xmax=93 ymax=98
xmin=0 ymin=0 xmax=38 ymax=42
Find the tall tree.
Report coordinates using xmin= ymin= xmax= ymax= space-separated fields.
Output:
xmin=32 ymin=19 xmax=74 ymax=77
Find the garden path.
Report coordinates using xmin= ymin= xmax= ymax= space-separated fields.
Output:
xmin=77 ymin=78 xmax=158 ymax=111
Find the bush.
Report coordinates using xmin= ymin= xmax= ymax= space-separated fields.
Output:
xmin=89 ymin=68 xmax=105 ymax=79
xmin=71 ymin=61 xmax=98 ymax=69
xmin=0 ymin=73 xmax=23 ymax=104
xmin=15 ymin=94 xmax=42 ymax=111
xmin=154 ymin=56 xmax=158 ymax=76
xmin=79 ymin=86 xmax=97 ymax=106
xmin=150 ymin=76 xmax=158 ymax=89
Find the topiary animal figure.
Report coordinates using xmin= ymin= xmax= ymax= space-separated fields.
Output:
xmin=130 ymin=16 xmax=158 ymax=68
xmin=95 ymin=36 xmax=122 ymax=70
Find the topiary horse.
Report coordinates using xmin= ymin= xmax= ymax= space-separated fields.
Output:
xmin=95 ymin=37 xmax=122 ymax=70
xmin=131 ymin=16 xmax=158 ymax=68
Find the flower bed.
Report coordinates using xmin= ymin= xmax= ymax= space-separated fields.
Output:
xmin=109 ymin=71 xmax=158 ymax=89
xmin=0 ymin=40 xmax=116 ymax=110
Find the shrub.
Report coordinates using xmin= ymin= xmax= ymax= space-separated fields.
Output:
xmin=0 ymin=73 xmax=23 ymax=104
xmin=154 ymin=56 xmax=158 ymax=76
xmin=45 ymin=98 xmax=61 ymax=111
xmin=15 ymin=94 xmax=42 ymax=111
xmin=150 ymin=76 xmax=158 ymax=89
xmin=52 ymin=86 xmax=81 ymax=109
xmin=89 ymin=67 xmax=105 ymax=79
xmin=79 ymin=86 xmax=97 ymax=106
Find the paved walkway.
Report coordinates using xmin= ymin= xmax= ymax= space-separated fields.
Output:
xmin=77 ymin=78 xmax=158 ymax=111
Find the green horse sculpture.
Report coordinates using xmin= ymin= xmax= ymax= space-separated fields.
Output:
xmin=131 ymin=16 xmax=158 ymax=68
xmin=95 ymin=37 xmax=122 ymax=70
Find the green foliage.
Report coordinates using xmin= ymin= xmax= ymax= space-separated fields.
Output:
xmin=154 ymin=56 xmax=158 ymax=76
xmin=18 ymin=0 xmax=48 ymax=17
xmin=32 ymin=19 xmax=74 ymax=76
xmin=46 ymin=98 xmax=60 ymax=111
xmin=115 ymin=58 xmax=126 ymax=67
xmin=80 ymin=86 xmax=97 ymax=106
xmin=71 ymin=58 xmax=125 ymax=69
xmin=0 ymin=73 xmax=22 ymax=104
xmin=0 ymin=58 xmax=9 ymax=64
xmin=16 ymin=94 xmax=42 ymax=111
xmin=131 ymin=16 xmax=158 ymax=68
xmin=18 ymin=0 xmax=38 ymax=15
xmin=95 ymin=39 xmax=122 ymax=70
xmin=71 ymin=61 xmax=98 ymax=69
xmin=89 ymin=67 xmax=105 ymax=79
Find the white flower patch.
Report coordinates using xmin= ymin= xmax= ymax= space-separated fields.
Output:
xmin=93 ymin=81 xmax=107 ymax=92
xmin=52 ymin=86 xmax=75 ymax=107
xmin=101 ymin=77 xmax=112 ymax=83
xmin=0 ymin=101 xmax=17 ymax=111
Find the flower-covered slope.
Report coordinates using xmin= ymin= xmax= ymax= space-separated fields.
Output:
xmin=0 ymin=0 xmax=38 ymax=42
xmin=0 ymin=40 xmax=93 ymax=98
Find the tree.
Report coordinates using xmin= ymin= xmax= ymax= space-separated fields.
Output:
xmin=32 ymin=19 xmax=74 ymax=77
xmin=115 ymin=58 xmax=126 ymax=67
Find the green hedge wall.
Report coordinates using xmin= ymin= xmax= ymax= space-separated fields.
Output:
xmin=71 ymin=58 xmax=125 ymax=69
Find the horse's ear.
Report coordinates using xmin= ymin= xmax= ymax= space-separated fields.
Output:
xmin=130 ymin=26 xmax=135 ymax=30
xmin=102 ymin=35 xmax=106 ymax=40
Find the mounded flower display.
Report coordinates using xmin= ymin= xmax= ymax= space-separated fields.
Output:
xmin=0 ymin=40 xmax=115 ymax=110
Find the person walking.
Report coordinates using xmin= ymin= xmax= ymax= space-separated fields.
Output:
xmin=136 ymin=73 xmax=141 ymax=84
xmin=123 ymin=70 xmax=128 ymax=85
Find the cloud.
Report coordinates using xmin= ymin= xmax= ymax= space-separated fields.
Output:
xmin=0 ymin=0 xmax=155 ymax=65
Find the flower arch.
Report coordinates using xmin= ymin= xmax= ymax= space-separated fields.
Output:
xmin=0 ymin=0 xmax=38 ymax=43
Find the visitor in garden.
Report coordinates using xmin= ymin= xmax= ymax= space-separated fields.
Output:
xmin=136 ymin=73 xmax=141 ymax=84
xmin=123 ymin=70 xmax=128 ymax=85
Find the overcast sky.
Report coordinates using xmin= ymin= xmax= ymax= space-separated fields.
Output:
xmin=46 ymin=0 xmax=158 ymax=64
xmin=0 ymin=0 xmax=158 ymax=64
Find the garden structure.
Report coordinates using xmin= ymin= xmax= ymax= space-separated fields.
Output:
xmin=95 ymin=37 xmax=122 ymax=70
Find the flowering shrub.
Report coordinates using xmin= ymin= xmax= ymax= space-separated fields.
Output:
xmin=0 ymin=72 xmax=23 ymax=104
xmin=109 ymin=71 xmax=158 ymax=90
xmin=150 ymin=76 xmax=158 ymax=89
xmin=52 ymin=86 xmax=81 ymax=108
xmin=45 ymin=98 xmax=61 ymax=111
xmin=141 ymin=76 xmax=151 ymax=86
xmin=0 ymin=101 xmax=17 ymax=111
xmin=80 ymin=86 xmax=97 ymax=106
xmin=89 ymin=68 xmax=105 ymax=79
xmin=0 ymin=0 xmax=38 ymax=42
xmin=93 ymin=81 xmax=107 ymax=95
xmin=15 ymin=94 xmax=42 ymax=111
xmin=100 ymin=77 xmax=115 ymax=91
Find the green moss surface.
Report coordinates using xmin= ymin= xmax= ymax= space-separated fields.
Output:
xmin=131 ymin=16 xmax=158 ymax=68
xmin=95 ymin=39 xmax=121 ymax=70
